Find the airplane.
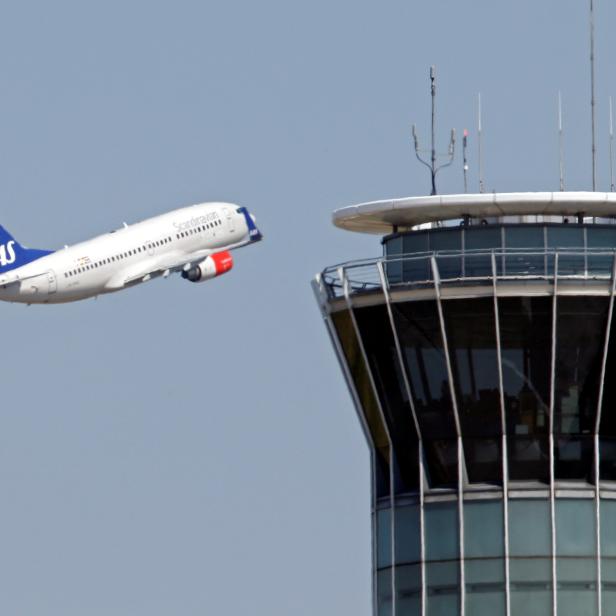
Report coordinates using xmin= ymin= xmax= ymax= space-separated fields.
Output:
xmin=0 ymin=201 xmax=262 ymax=304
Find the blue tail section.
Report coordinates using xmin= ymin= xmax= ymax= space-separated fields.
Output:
xmin=237 ymin=207 xmax=263 ymax=242
xmin=0 ymin=226 xmax=53 ymax=274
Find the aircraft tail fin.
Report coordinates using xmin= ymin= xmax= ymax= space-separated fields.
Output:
xmin=0 ymin=226 xmax=53 ymax=273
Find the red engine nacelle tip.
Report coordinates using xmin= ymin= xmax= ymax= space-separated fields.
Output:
xmin=182 ymin=251 xmax=234 ymax=283
xmin=211 ymin=251 xmax=233 ymax=276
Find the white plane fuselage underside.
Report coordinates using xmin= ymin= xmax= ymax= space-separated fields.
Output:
xmin=0 ymin=202 xmax=254 ymax=304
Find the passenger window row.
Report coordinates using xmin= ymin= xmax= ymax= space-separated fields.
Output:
xmin=175 ymin=219 xmax=221 ymax=240
xmin=63 ymin=218 xmax=223 ymax=280
xmin=63 ymin=235 xmax=174 ymax=278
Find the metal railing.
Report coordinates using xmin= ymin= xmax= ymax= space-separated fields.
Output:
xmin=320 ymin=248 xmax=616 ymax=299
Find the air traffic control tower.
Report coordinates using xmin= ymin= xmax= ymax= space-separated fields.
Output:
xmin=313 ymin=192 xmax=616 ymax=616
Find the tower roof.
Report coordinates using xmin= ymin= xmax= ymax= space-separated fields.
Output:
xmin=333 ymin=191 xmax=616 ymax=234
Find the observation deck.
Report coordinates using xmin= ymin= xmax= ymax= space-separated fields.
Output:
xmin=314 ymin=192 xmax=616 ymax=616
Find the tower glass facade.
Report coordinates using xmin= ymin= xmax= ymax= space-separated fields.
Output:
xmin=315 ymin=208 xmax=616 ymax=616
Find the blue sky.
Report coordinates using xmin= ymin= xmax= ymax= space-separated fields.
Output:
xmin=2 ymin=1 xmax=616 ymax=614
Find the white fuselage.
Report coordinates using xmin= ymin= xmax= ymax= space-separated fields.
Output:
xmin=0 ymin=202 xmax=255 ymax=304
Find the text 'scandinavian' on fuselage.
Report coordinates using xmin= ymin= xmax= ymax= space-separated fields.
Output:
xmin=0 ymin=202 xmax=262 ymax=304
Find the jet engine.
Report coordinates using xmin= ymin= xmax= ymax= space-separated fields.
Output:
xmin=181 ymin=251 xmax=234 ymax=283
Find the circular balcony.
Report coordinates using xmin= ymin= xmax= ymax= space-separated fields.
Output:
xmin=321 ymin=247 xmax=616 ymax=301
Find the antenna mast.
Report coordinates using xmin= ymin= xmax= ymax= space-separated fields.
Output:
xmin=478 ymin=93 xmax=485 ymax=193
xmin=431 ymin=65 xmax=436 ymax=188
xmin=558 ymin=92 xmax=565 ymax=191
xmin=590 ymin=0 xmax=597 ymax=190
xmin=610 ymin=96 xmax=615 ymax=191
xmin=463 ymin=129 xmax=469 ymax=193
xmin=412 ymin=65 xmax=456 ymax=196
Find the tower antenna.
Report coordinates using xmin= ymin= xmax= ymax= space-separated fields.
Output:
xmin=478 ymin=93 xmax=485 ymax=193
xmin=590 ymin=0 xmax=597 ymax=190
xmin=558 ymin=91 xmax=565 ymax=191
xmin=463 ymin=129 xmax=469 ymax=193
xmin=610 ymin=96 xmax=615 ymax=191
xmin=412 ymin=65 xmax=456 ymax=196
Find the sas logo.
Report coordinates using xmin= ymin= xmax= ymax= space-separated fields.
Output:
xmin=0 ymin=241 xmax=16 ymax=267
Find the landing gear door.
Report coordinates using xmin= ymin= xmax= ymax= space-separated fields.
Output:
xmin=48 ymin=270 xmax=57 ymax=294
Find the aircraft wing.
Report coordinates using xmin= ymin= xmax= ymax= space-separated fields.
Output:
xmin=0 ymin=271 xmax=44 ymax=287
xmin=0 ymin=275 xmax=17 ymax=286
xmin=105 ymin=250 xmax=213 ymax=289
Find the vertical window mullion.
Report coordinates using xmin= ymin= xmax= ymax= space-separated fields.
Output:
xmin=543 ymin=225 xmax=548 ymax=280
xmin=341 ymin=267 xmax=397 ymax=616
xmin=492 ymin=252 xmax=511 ymax=616
xmin=501 ymin=225 xmax=506 ymax=276
xmin=593 ymin=253 xmax=616 ymax=616
xmin=377 ymin=260 xmax=426 ymax=616
xmin=550 ymin=254 xmax=559 ymax=616
xmin=462 ymin=227 xmax=466 ymax=278
xmin=584 ymin=226 xmax=589 ymax=276
xmin=313 ymin=275 xmax=381 ymax=615
xmin=419 ymin=442 xmax=426 ymax=616
xmin=431 ymin=256 xmax=465 ymax=616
